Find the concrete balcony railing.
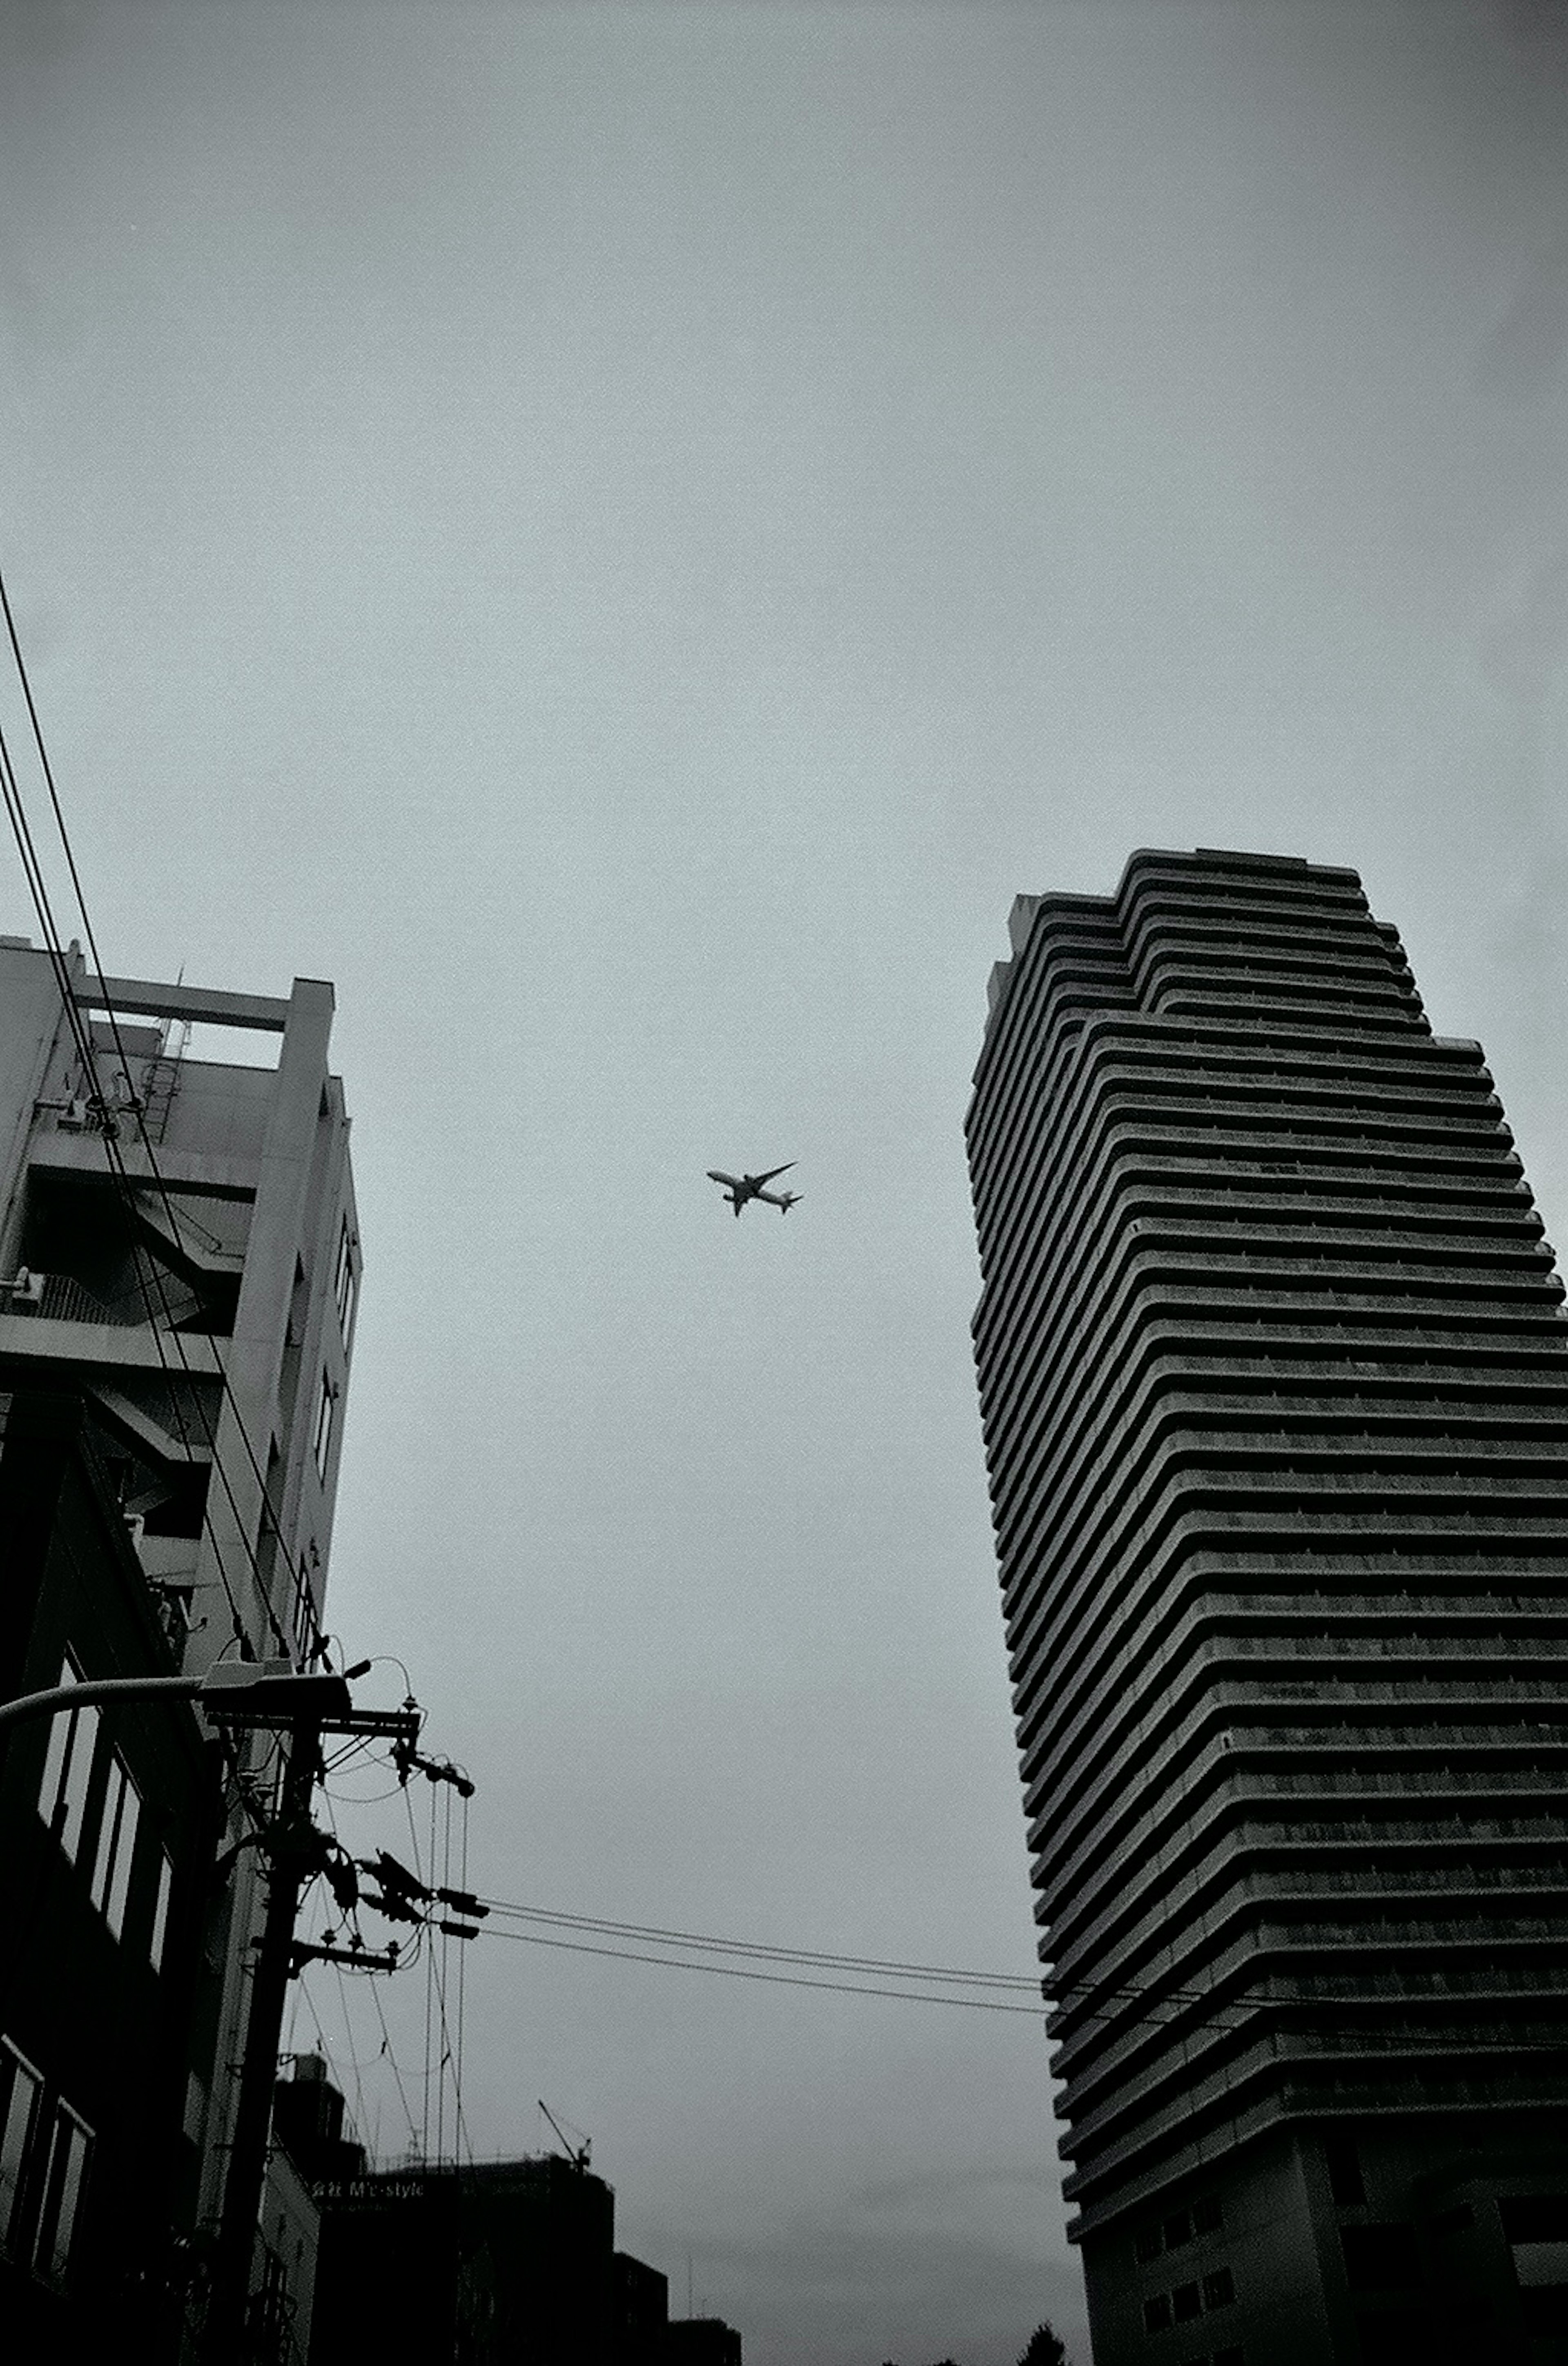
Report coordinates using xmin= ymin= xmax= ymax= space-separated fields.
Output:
xmin=0 ymin=1268 xmax=205 ymax=1330
xmin=1 ymin=1269 xmax=137 ymax=1324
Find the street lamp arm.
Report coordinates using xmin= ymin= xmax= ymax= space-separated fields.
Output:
xmin=0 ymin=1664 xmax=352 ymax=1738
xmin=0 ymin=1673 xmax=201 ymax=1736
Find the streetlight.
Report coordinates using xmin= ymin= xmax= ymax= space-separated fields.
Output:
xmin=0 ymin=1658 xmax=355 ymax=1738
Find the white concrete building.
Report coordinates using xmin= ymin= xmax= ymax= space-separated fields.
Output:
xmin=0 ymin=936 xmax=360 ymax=2272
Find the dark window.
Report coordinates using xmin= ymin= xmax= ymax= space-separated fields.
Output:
xmin=149 ymin=1850 xmax=174 ymax=1973
xmin=34 ymin=2106 xmax=90 ymax=2286
xmin=333 ymin=1218 xmax=358 ymax=1339
xmin=1356 ymin=2309 xmax=1431 ymax=2363
xmin=1327 ymin=2137 xmax=1365 ymax=2206
xmin=1213 ymin=2350 xmax=1246 ymax=2366
xmin=1430 ymin=2203 xmax=1473 ymax=2235
xmin=1501 ymin=2197 xmax=1568 ymax=2244
xmin=36 ymin=1656 xmax=98 ymax=1864
xmin=1143 ymin=2295 xmax=1172 ymax=2333
xmin=1136 ymin=2223 xmax=1163 ymax=2264
xmin=1342 ymin=2224 xmax=1420 ymax=2292
xmin=1174 ymin=2281 xmax=1202 ymax=2323
xmin=1193 ymin=2194 xmax=1225 ymax=2235
xmin=88 ymin=1756 xmax=139 ymax=1938
xmin=1164 ymin=2208 xmax=1193 ymax=2249
xmin=0 ymin=2053 xmax=92 ymax=2291
xmin=291 ymin=1557 xmax=316 ymax=1671
xmin=312 ymin=1372 xmax=336 ymax=1479
xmin=1203 ymin=2268 xmax=1236 ymax=2310
xmin=0 ymin=2042 xmax=42 ymax=2254
xmin=1521 ymin=2289 xmax=1568 ymax=2338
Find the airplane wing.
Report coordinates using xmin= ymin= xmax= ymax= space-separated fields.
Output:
xmin=706 ymin=1172 xmax=741 ymax=1189
xmin=753 ymin=1163 xmax=794 ymax=1185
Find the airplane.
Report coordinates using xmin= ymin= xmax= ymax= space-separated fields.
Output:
xmin=706 ymin=1163 xmax=801 ymax=1216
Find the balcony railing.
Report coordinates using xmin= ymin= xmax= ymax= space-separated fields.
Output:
xmin=2 ymin=1270 xmax=146 ymax=1326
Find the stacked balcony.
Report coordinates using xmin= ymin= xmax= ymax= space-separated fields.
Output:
xmin=967 ymin=850 xmax=1568 ymax=2241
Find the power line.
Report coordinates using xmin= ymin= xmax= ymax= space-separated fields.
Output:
xmin=477 ymin=1897 xmax=1041 ymax=1990
xmin=0 ymin=566 xmax=315 ymax=1662
xmin=0 ymin=713 xmax=258 ymax=1652
xmin=482 ymin=1920 xmax=1049 ymax=2013
xmin=469 ymin=1895 xmax=1568 ymax=2052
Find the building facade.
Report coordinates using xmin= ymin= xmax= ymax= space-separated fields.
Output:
xmin=966 ymin=850 xmax=1568 ymax=2366
xmin=0 ymin=1388 xmax=213 ymax=2359
xmin=0 ymin=939 xmax=360 ymax=2339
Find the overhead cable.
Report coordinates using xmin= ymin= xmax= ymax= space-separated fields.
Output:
xmin=0 ymin=564 xmax=310 ymax=1661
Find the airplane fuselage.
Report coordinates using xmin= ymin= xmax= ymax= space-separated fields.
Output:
xmin=706 ymin=1165 xmax=800 ymax=1216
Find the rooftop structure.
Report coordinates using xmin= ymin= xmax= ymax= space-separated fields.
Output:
xmin=0 ymin=939 xmax=359 ymax=1676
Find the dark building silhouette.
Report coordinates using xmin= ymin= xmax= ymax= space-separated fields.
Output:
xmin=664 ymin=2317 xmax=743 ymax=2365
xmin=966 ymin=850 xmax=1568 ymax=2365
xmin=0 ymin=1388 xmax=213 ymax=2360
xmin=310 ymin=2150 xmax=670 ymax=2365
xmin=615 ymin=2248 xmax=671 ymax=2363
xmin=272 ymin=2054 xmax=367 ymax=2188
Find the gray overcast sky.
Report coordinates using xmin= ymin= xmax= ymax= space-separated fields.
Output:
xmin=2 ymin=4 xmax=1567 ymax=2361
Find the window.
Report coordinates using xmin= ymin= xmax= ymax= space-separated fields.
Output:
xmin=89 ymin=1757 xmax=139 ymax=1939
xmin=1355 ymin=2309 xmax=1431 ymax=2360
xmin=1327 ymin=2137 xmax=1366 ymax=2207
xmin=1521 ymin=2288 xmax=1568 ymax=2339
xmin=1143 ymin=2295 xmax=1172 ymax=2333
xmin=1173 ymin=2281 xmax=1202 ymax=2323
xmin=1501 ymin=2197 xmax=1568 ymax=2244
xmin=1203 ymin=2268 xmax=1236 ymax=2310
xmin=149 ymin=1851 xmax=173 ymax=1972
xmin=333 ymin=1218 xmax=358 ymax=1339
xmin=0 ymin=2041 xmax=41 ymax=2254
xmin=34 ymin=2105 xmax=90 ymax=2286
xmin=290 ymin=1557 xmax=318 ymax=1671
xmin=0 ymin=2050 xmax=92 ymax=2292
xmin=1136 ymin=2223 xmax=1163 ymax=2264
xmin=292 ymin=1560 xmax=308 ymax=1664
xmin=312 ymin=1372 xmax=336 ymax=1479
xmin=258 ymin=2246 xmax=289 ymax=2339
xmin=1502 ymin=2197 xmax=1568 ymax=2326
xmin=1193 ymin=2195 xmax=1225 ymax=2235
xmin=36 ymin=1656 xmax=75 ymax=1815
xmin=1341 ymin=2223 xmax=1419 ymax=2292
xmin=37 ymin=1659 xmax=98 ymax=1865
xmin=1164 ymin=2208 xmax=1192 ymax=2249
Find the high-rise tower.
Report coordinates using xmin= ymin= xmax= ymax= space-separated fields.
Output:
xmin=966 ymin=851 xmax=1568 ymax=2366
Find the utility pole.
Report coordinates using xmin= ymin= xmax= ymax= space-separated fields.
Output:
xmin=203 ymin=1722 xmax=321 ymax=2359
xmin=0 ymin=1662 xmax=424 ymax=2359
xmin=200 ymin=1692 xmax=421 ymax=2362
